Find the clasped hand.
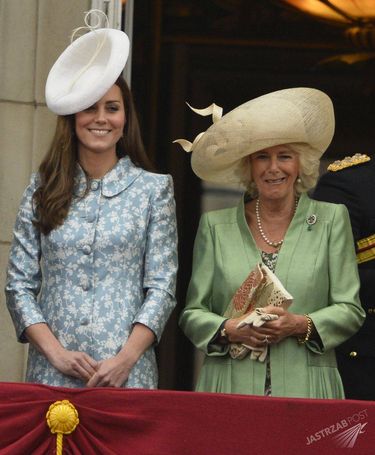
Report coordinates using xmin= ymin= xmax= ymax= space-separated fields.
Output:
xmin=225 ymin=305 xmax=299 ymax=347
xmin=51 ymin=348 xmax=132 ymax=387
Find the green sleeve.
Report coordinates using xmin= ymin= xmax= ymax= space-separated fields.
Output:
xmin=308 ymin=204 xmax=365 ymax=353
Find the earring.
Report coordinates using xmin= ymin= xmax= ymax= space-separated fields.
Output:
xmin=296 ymin=177 xmax=302 ymax=184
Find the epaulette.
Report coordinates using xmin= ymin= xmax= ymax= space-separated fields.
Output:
xmin=327 ymin=153 xmax=371 ymax=172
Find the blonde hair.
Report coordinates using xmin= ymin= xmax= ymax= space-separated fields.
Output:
xmin=242 ymin=143 xmax=321 ymax=197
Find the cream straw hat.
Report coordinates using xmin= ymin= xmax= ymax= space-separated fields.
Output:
xmin=174 ymin=87 xmax=334 ymax=184
xmin=45 ymin=10 xmax=130 ymax=115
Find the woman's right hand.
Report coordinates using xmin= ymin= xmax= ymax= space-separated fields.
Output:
xmin=224 ymin=316 xmax=274 ymax=349
xmin=25 ymin=323 xmax=98 ymax=382
xmin=48 ymin=347 xmax=98 ymax=382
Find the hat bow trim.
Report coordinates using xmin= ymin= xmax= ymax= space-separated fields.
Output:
xmin=173 ymin=102 xmax=223 ymax=152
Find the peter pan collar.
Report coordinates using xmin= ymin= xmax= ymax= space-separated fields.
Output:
xmin=73 ymin=156 xmax=143 ymax=197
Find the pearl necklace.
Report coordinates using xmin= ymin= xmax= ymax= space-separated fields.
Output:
xmin=255 ymin=197 xmax=298 ymax=248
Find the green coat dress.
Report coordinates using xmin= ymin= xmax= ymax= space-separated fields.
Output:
xmin=179 ymin=193 xmax=365 ymax=398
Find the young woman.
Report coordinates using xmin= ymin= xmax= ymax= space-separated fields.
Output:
xmin=5 ymin=18 xmax=178 ymax=389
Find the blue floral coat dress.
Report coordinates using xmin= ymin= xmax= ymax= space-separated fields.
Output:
xmin=5 ymin=156 xmax=178 ymax=388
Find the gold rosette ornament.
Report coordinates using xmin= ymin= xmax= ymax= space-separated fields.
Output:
xmin=46 ymin=400 xmax=79 ymax=455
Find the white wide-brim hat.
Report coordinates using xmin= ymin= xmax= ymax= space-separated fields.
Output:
xmin=45 ymin=28 xmax=129 ymax=115
xmin=174 ymin=87 xmax=335 ymax=184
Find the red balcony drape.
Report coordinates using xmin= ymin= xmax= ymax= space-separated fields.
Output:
xmin=0 ymin=381 xmax=374 ymax=454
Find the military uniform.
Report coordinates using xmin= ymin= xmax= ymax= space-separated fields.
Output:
xmin=314 ymin=153 xmax=375 ymax=400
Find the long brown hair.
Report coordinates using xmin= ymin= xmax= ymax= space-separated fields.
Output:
xmin=33 ymin=75 xmax=154 ymax=235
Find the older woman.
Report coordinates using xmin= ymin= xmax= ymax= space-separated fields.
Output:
xmin=177 ymin=88 xmax=365 ymax=398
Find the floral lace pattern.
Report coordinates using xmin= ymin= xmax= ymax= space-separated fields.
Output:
xmin=261 ymin=251 xmax=278 ymax=273
xmin=5 ymin=156 xmax=178 ymax=388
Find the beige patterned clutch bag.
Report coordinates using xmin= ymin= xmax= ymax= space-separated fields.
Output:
xmin=224 ymin=263 xmax=293 ymax=360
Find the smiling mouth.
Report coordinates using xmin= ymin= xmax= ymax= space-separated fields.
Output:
xmin=89 ymin=129 xmax=111 ymax=136
xmin=265 ymin=177 xmax=286 ymax=184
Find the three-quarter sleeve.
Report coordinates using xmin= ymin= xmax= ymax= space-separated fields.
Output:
xmin=308 ymin=204 xmax=365 ymax=353
xmin=133 ymin=174 xmax=178 ymax=342
xmin=5 ymin=175 xmax=46 ymax=342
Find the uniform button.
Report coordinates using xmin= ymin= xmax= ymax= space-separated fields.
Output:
xmin=349 ymin=351 xmax=358 ymax=358
xmin=82 ymin=245 xmax=92 ymax=255
xmin=86 ymin=213 xmax=96 ymax=223
xmin=82 ymin=281 xmax=91 ymax=291
xmin=80 ymin=317 xmax=89 ymax=326
xmin=91 ymin=180 xmax=100 ymax=191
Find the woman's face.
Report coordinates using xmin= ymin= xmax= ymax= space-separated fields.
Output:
xmin=249 ymin=145 xmax=300 ymax=201
xmin=75 ymin=84 xmax=126 ymax=157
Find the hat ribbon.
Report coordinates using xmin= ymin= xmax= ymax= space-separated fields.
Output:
xmin=173 ymin=102 xmax=223 ymax=152
xmin=68 ymin=10 xmax=109 ymax=92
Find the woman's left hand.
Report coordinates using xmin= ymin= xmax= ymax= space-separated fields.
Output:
xmin=256 ymin=305 xmax=307 ymax=344
xmin=85 ymin=354 xmax=134 ymax=388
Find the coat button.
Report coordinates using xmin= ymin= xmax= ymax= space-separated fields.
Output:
xmin=91 ymin=180 xmax=100 ymax=191
xmin=349 ymin=351 xmax=358 ymax=358
xmin=86 ymin=213 xmax=96 ymax=223
xmin=82 ymin=245 xmax=92 ymax=255
xmin=80 ymin=317 xmax=89 ymax=326
xmin=82 ymin=281 xmax=90 ymax=291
